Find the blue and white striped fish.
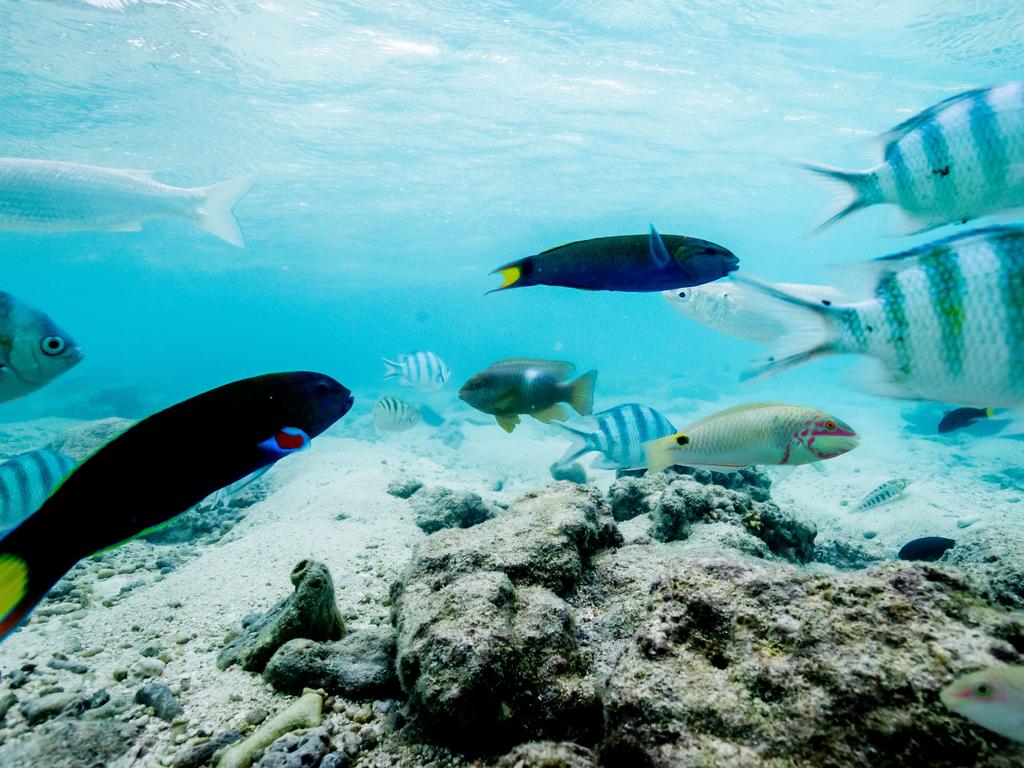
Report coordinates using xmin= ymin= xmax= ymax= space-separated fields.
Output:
xmin=555 ymin=403 xmax=676 ymax=470
xmin=373 ymin=396 xmax=422 ymax=433
xmin=382 ymin=350 xmax=451 ymax=391
xmin=738 ymin=226 xmax=1024 ymax=407
xmin=804 ymin=81 xmax=1024 ymax=234
xmin=0 ymin=449 xmax=75 ymax=533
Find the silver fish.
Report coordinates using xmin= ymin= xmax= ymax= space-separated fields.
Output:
xmin=0 ymin=292 xmax=82 ymax=403
xmin=382 ymin=350 xmax=451 ymax=391
xmin=663 ymin=281 xmax=841 ymax=343
xmin=853 ymin=478 xmax=911 ymax=511
xmin=739 ymin=226 xmax=1024 ymax=407
xmin=804 ymin=81 xmax=1024 ymax=234
xmin=0 ymin=158 xmax=255 ymax=247
xmin=556 ymin=403 xmax=675 ymax=470
xmin=0 ymin=449 xmax=75 ymax=532
xmin=373 ymin=396 xmax=422 ymax=432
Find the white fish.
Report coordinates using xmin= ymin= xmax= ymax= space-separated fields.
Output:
xmin=0 ymin=291 xmax=83 ymax=403
xmin=373 ymin=396 xmax=422 ymax=433
xmin=739 ymin=226 xmax=1024 ymax=407
xmin=382 ymin=350 xmax=451 ymax=391
xmin=643 ymin=402 xmax=859 ymax=473
xmin=803 ymin=81 xmax=1024 ymax=234
xmin=0 ymin=158 xmax=256 ymax=247
xmin=941 ymin=666 xmax=1024 ymax=743
xmin=0 ymin=449 xmax=76 ymax=533
xmin=556 ymin=403 xmax=675 ymax=470
xmin=663 ymin=281 xmax=842 ymax=343
xmin=852 ymin=478 xmax=911 ymax=511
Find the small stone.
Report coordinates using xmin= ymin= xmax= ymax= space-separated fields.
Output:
xmin=134 ymin=682 xmax=183 ymax=722
xmin=129 ymin=657 xmax=166 ymax=679
xmin=549 ymin=461 xmax=587 ymax=484
xmin=957 ymin=517 xmax=979 ymax=529
xmin=215 ymin=692 xmax=322 ymax=768
xmin=0 ymin=692 xmax=18 ymax=720
xmin=244 ymin=707 xmax=269 ymax=726
xmin=48 ymin=658 xmax=89 ymax=674
xmin=97 ymin=569 xmax=116 ymax=580
xmin=254 ymin=726 xmax=331 ymax=768
xmin=20 ymin=691 xmax=79 ymax=725
xmin=173 ymin=632 xmax=193 ymax=645
xmin=112 ymin=667 xmax=129 ymax=682
xmin=863 ymin=531 xmax=878 ymax=540
xmin=409 ymin=486 xmax=497 ymax=534
xmin=169 ymin=729 xmax=243 ymax=768
xmin=320 ymin=754 xmax=351 ymax=768
xmin=386 ymin=476 xmax=423 ymax=499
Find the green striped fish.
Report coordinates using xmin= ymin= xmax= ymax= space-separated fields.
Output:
xmin=804 ymin=81 xmax=1024 ymax=234
xmin=739 ymin=226 xmax=1024 ymax=407
xmin=853 ymin=478 xmax=911 ymax=512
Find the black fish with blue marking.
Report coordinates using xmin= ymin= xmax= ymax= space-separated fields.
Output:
xmin=490 ymin=226 xmax=738 ymax=293
xmin=0 ymin=371 xmax=353 ymax=642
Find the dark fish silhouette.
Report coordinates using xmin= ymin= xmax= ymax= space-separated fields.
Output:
xmin=898 ymin=536 xmax=956 ymax=562
xmin=490 ymin=225 xmax=738 ymax=293
xmin=938 ymin=406 xmax=995 ymax=434
xmin=0 ymin=372 xmax=353 ymax=642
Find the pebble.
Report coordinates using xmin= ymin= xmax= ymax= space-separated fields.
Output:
xmin=862 ymin=531 xmax=878 ymax=540
xmin=244 ymin=707 xmax=269 ymax=726
xmin=129 ymin=658 xmax=166 ymax=679
xmin=134 ymin=682 xmax=184 ymax=722
xmin=20 ymin=691 xmax=79 ymax=726
xmin=112 ymin=667 xmax=129 ymax=682
xmin=47 ymin=658 xmax=89 ymax=674
xmin=956 ymin=517 xmax=979 ymax=529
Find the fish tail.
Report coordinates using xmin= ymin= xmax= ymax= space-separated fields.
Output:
xmin=0 ymin=548 xmax=47 ymax=643
xmin=733 ymin=274 xmax=842 ymax=380
xmin=192 ymin=174 xmax=257 ymax=248
xmin=799 ymin=162 xmax=881 ymax=233
xmin=552 ymin=422 xmax=594 ymax=466
xmin=643 ymin=433 xmax=684 ymax=474
xmin=487 ymin=259 xmax=531 ymax=294
xmin=381 ymin=357 xmax=403 ymax=381
xmin=566 ymin=370 xmax=597 ymax=416
xmin=984 ymin=407 xmax=996 ymax=418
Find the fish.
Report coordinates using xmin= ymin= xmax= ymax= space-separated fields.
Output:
xmin=0 ymin=158 xmax=256 ymax=247
xmin=802 ymin=81 xmax=1024 ymax=234
xmin=555 ymin=403 xmax=676 ymax=470
xmin=0 ymin=371 xmax=353 ymax=641
xmin=373 ymin=396 xmax=423 ymax=432
xmin=852 ymin=478 xmax=912 ymax=511
xmin=382 ymin=350 xmax=451 ymax=391
xmin=737 ymin=227 xmax=1024 ymax=407
xmin=938 ymin=406 xmax=997 ymax=433
xmin=490 ymin=225 xmax=738 ymax=293
xmin=0 ymin=291 xmax=83 ymax=403
xmin=459 ymin=358 xmax=597 ymax=433
xmin=897 ymin=536 xmax=956 ymax=561
xmin=663 ymin=281 xmax=842 ymax=343
xmin=941 ymin=665 xmax=1024 ymax=743
xmin=0 ymin=450 xmax=76 ymax=533
xmin=643 ymin=402 xmax=859 ymax=474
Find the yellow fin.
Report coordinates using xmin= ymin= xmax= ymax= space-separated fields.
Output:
xmin=567 ymin=370 xmax=597 ymax=416
xmin=496 ymin=414 xmax=520 ymax=433
xmin=531 ymin=404 xmax=569 ymax=424
xmin=498 ymin=267 xmax=521 ymax=288
xmin=644 ymin=433 xmax=688 ymax=473
xmin=0 ymin=555 xmax=28 ymax=623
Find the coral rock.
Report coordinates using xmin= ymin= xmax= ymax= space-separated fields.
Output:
xmin=409 ymin=485 xmax=497 ymax=534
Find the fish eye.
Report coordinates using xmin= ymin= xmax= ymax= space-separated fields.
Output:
xmin=675 ymin=434 xmax=689 ymax=445
xmin=677 ymin=290 xmax=687 ymax=300
xmin=314 ymin=383 xmax=329 ymax=396
xmin=41 ymin=336 xmax=66 ymax=356
xmin=975 ymin=683 xmax=992 ymax=696
xmin=824 ymin=420 xmax=837 ymax=431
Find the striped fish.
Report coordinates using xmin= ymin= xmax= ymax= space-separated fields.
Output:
xmin=738 ymin=226 xmax=1024 ymax=407
xmin=644 ymin=403 xmax=859 ymax=473
xmin=382 ymin=350 xmax=451 ymax=391
xmin=804 ymin=81 xmax=1024 ymax=234
xmin=555 ymin=403 xmax=676 ymax=470
xmin=853 ymin=478 xmax=911 ymax=512
xmin=0 ymin=449 xmax=75 ymax=532
xmin=373 ymin=396 xmax=422 ymax=432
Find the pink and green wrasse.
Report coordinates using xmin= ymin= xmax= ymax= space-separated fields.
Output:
xmin=643 ymin=402 xmax=859 ymax=474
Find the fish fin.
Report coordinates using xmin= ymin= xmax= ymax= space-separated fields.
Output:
xmin=552 ymin=422 xmax=595 ymax=466
xmin=0 ymin=552 xmax=39 ymax=642
xmin=122 ymin=169 xmax=156 ymax=180
xmin=985 ymin=407 xmax=996 ymax=418
xmin=877 ymin=88 xmax=988 ymax=149
xmin=496 ymin=414 xmax=520 ymax=433
xmin=381 ymin=357 xmax=403 ymax=381
xmin=106 ymin=221 xmax=143 ymax=232
xmin=885 ymin=208 xmax=946 ymax=237
xmin=644 ymin=433 xmax=686 ymax=473
xmin=732 ymin=275 xmax=842 ymax=380
xmin=487 ymin=259 xmax=529 ymax=294
xmin=589 ymin=456 xmax=621 ymax=470
xmin=649 ymin=224 xmax=671 ymax=268
xmin=418 ymin=405 xmax=446 ymax=427
xmin=192 ymin=174 xmax=257 ymax=248
xmin=532 ymin=404 xmax=570 ymax=424
xmin=798 ymin=162 xmax=882 ymax=233
xmin=566 ymin=370 xmax=597 ymax=416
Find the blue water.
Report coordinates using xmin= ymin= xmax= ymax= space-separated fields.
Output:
xmin=1 ymin=1 xmax=1023 ymax=421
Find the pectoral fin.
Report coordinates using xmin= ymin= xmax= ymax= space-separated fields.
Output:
xmin=649 ymin=224 xmax=671 ymax=268
xmin=496 ymin=414 xmax=521 ymax=432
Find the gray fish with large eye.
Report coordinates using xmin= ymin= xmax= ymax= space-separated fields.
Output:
xmin=0 ymin=291 xmax=83 ymax=403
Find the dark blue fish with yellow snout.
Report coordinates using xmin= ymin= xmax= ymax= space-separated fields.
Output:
xmin=0 ymin=371 xmax=354 ymax=642
xmin=489 ymin=225 xmax=738 ymax=293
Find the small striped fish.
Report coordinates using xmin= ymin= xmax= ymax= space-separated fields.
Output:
xmin=373 ymin=396 xmax=421 ymax=432
xmin=556 ymin=403 xmax=675 ymax=470
xmin=382 ymin=350 xmax=451 ymax=391
xmin=803 ymin=81 xmax=1024 ymax=234
xmin=853 ymin=478 xmax=911 ymax=512
xmin=739 ymin=227 xmax=1024 ymax=407
xmin=644 ymin=403 xmax=859 ymax=473
xmin=0 ymin=449 xmax=75 ymax=532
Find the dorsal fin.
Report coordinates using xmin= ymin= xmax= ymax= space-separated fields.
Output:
xmin=682 ymin=402 xmax=796 ymax=431
xmin=875 ymin=87 xmax=989 ymax=150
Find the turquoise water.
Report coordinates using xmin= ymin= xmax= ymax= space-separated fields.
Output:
xmin=3 ymin=1 xmax=1022 ymax=422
